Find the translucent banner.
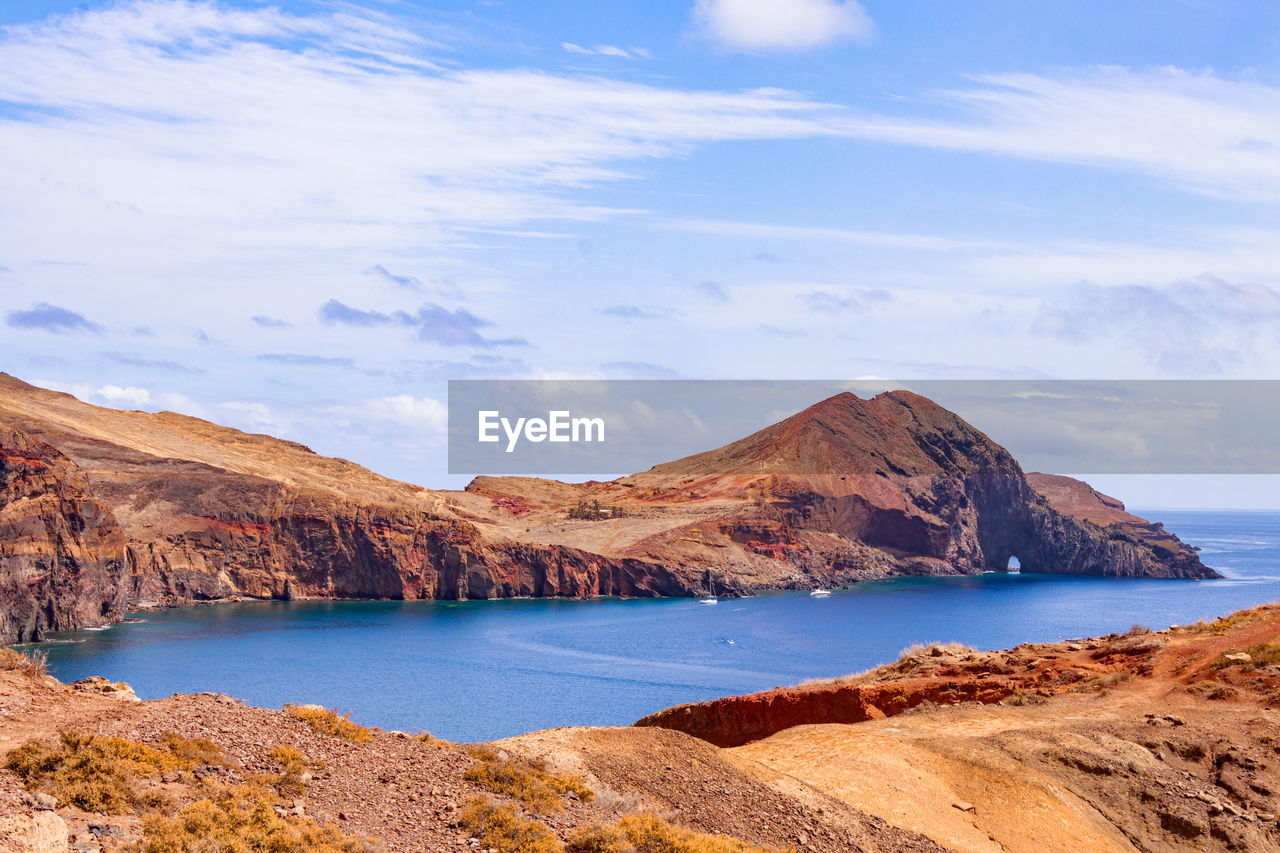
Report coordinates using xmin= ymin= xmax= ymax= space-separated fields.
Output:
xmin=447 ymin=379 xmax=1280 ymax=476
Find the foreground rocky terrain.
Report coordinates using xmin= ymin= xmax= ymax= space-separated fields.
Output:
xmin=641 ymin=605 xmax=1280 ymax=852
xmin=0 ymin=373 xmax=1212 ymax=642
xmin=6 ymin=605 xmax=1280 ymax=852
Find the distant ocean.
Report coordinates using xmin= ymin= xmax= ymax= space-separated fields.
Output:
xmin=28 ymin=510 xmax=1280 ymax=742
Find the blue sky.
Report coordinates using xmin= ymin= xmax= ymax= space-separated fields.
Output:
xmin=2 ymin=0 xmax=1280 ymax=505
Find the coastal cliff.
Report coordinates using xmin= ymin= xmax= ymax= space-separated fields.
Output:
xmin=0 ymin=374 xmax=1214 ymax=642
xmin=0 ymin=424 xmax=129 ymax=643
xmin=475 ymin=390 xmax=1215 ymax=587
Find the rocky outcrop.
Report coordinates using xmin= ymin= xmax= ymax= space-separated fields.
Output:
xmin=0 ymin=424 xmax=129 ymax=642
xmin=636 ymin=677 xmax=1019 ymax=748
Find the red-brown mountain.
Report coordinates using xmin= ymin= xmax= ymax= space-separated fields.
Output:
xmin=0 ymin=376 xmax=1214 ymax=642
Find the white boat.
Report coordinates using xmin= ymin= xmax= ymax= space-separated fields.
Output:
xmin=700 ymin=572 xmax=719 ymax=604
xmin=810 ymin=588 xmax=832 ymax=597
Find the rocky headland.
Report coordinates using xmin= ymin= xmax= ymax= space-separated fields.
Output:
xmin=0 ymin=373 xmax=1214 ymax=643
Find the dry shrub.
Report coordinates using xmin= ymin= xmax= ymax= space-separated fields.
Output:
xmin=158 ymin=732 xmax=231 ymax=767
xmin=0 ymin=647 xmax=47 ymax=678
xmin=1239 ymin=642 xmax=1280 ymax=669
xmin=566 ymin=823 xmax=632 ymax=853
xmin=126 ymin=786 xmax=381 ymax=853
xmin=458 ymin=796 xmax=561 ymax=853
xmin=593 ymin=787 xmax=648 ymax=816
xmin=1179 ymin=606 xmax=1277 ymax=635
xmin=4 ymin=731 xmax=186 ymax=813
xmin=615 ymin=813 xmax=785 ymax=853
xmin=285 ymin=704 xmax=374 ymax=744
xmin=267 ymin=745 xmax=314 ymax=797
xmin=464 ymin=746 xmax=594 ymax=814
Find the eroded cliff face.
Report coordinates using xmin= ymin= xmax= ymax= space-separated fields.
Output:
xmin=738 ymin=394 xmax=1208 ymax=579
xmin=0 ymin=373 xmax=1214 ymax=642
xmin=0 ymin=424 xmax=129 ymax=642
xmin=0 ymin=374 xmax=689 ymax=642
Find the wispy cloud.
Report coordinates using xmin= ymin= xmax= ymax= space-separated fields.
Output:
xmin=257 ymin=353 xmax=357 ymax=368
xmin=692 ymin=281 xmax=730 ymax=302
xmin=799 ymin=288 xmax=891 ymax=313
xmin=103 ymin=351 xmax=203 ymax=372
xmin=5 ymin=302 xmax=101 ymax=333
xmin=1033 ymin=275 xmax=1280 ymax=374
xmin=600 ymin=361 xmax=681 ymax=378
xmin=600 ymin=305 xmax=673 ymax=320
xmin=320 ymin=299 xmax=393 ymax=327
xmin=251 ymin=315 xmax=290 ymax=328
xmin=560 ymin=42 xmax=651 ymax=59
xmin=365 ymin=264 xmax=423 ymax=292
xmin=840 ymin=68 xmax=1280 ymax=202
xmin=691 ymin=0 xmax=873 ymax=52
xmin=400 ymin=303 xmax=528 ymax=348
xmin=758 ymin=324 xmax=808 ymax=338
xmin=320 ymin=298 xmax=526 ymax=347
xmin=0 ymin=0 xmax=848 ymax=281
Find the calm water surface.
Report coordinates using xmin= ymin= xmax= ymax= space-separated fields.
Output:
xmin=27 ymin=510 xmax=1280 ymax=741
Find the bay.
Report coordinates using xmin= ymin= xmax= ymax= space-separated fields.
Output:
xmin=30 ymin=510 xmax=1280 ymax=741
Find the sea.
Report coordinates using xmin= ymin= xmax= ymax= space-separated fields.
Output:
xmin=23 ymin=510 xmax=1280 ymax=742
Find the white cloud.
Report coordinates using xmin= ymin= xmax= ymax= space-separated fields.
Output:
xmin=0 ymin=0 xmax=855 ymax=346
xmin=1032 ymin=275 xmax=1280 ymax=374
xmin=841 ymin=68 xmax=1280 ymax=202
xmin=363 ymin=394 xmax=448 ymax=432
xmin=691 ymin=0 xmax=873 ymax=51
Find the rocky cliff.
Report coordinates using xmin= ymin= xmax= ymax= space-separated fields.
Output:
xmin=0 ymin=424 xmax=129 ymax=642
xmin=0 ymin=374 xmax=686 ymax=642
xmin=0 ymin=374 xmax=1214 ymax=642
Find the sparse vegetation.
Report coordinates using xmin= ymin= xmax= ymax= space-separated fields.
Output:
xmin=1238 ymin=641 xmax=1280 ymax=669
xmin=800 ymin=640 xmax=976 ymax=688
xmin=565 ymin=823 xmax=631 ymax=853
xmin=125 ymin=786 xmax=380 ymax=853
xmin=614 ymin=813 xmax=786 ymax=853
xmin=593 ymin=787 xmax=649 ymax=816
xmin=464 ymin=745 xmax=594 ymax=813
xmin=458 ymin=796 xmax=562 ymax=853
xmin=7 ymin=729 xmax=379 ymax=851
xmin=267 ymin=745 xmax=314 ymax=797
xmin=1 ymin=646 xmax=48 ymax=678
xmin=1001 ymin=689 xmax=1045 ymax=707
xmin=2 ymin=730 xmax=227 ymax=813
xmin=1175 ymin=605 xmax=1278 ymax=635
xmin=285 ymin=704 xmax=375 ymax=743
xmin=567 ymin=499 xmax=627 ymax=521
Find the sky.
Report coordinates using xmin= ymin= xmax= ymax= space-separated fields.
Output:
xmin=2 ymin=0 xmax=1280 ymax=506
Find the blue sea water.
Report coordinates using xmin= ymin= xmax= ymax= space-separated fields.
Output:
xmin=26 ymin=510 xmax=1280 ymax=742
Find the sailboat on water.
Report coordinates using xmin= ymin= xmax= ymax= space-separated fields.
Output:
xmin=699 ymin=570 xmax=719 ymax=605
